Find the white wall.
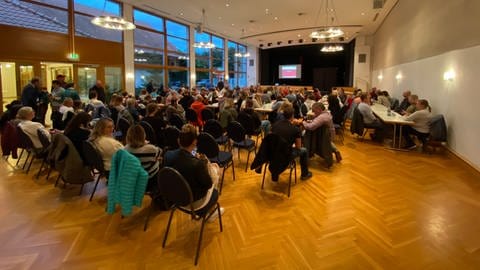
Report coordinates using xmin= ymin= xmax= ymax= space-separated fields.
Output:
xmin=353 ymin=36 xmax=371 ymax=91
xmin=372 ymin=45 xmax=480 ymax=168
xmin=246 ymin=46 xmax=258 ymax=86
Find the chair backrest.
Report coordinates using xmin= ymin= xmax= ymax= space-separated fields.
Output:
xmin=201 ymin=108 xmax=215 ymax=122
xmin=203 ymin=119 xmax=223 ymax=139
xmin=64 ymin=111 xmax=75 ymax=127
xmin=429 ymin=114 xmax=447 ymax=141
xmin=82 ymin=141 xmax=106 ymax=173
xmin=169 ymin=114 xmax=185 ymax=130
xmin=164 ymin=126 xmax=180 ymax=150
xmin=237 ymin=112 xmax=256 ymax=135
xmin=226 ymin=121 xmax=246 ymax=143
xmin=185 ymin=108 xmax=198 ymax=123
xmin=139 ymin=121 xmax=157 ymax=145
xmin=157 ymin=167 xmax=194 ymax=212
xmin=51 ymin=111 xmax=64 ymax=130
xmin=37 ymin=129 xmax=51 ymax=149
xmin=197 ymin=132 xmax=220 ymax=159
xmin=117 ymin=117 xmax=131 ymax=138
xmin=16 ymin=126 xmax=34 ymax=149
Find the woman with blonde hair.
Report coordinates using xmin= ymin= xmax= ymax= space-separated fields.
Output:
xmin=124 ymin=125 xmax=161 ymax=192
xmin=89 ymin=118 xmax=123 ymax=171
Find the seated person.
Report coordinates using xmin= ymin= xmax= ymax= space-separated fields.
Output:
xmin=397 ymin=90 xmax=411 ymax=113
xmin=89 ymin=118 xmax=123 ymax=171
xmin=126 ymin=98 xmax=141 ymax=123
xmin=124 ymin=125 xmax=161 ymax=193
xmin=64 ymin=112 xmax=92 ymax=161
xmin=402 ymin=94 xmax=418 ymax=116
xmin=190 ymin=95 xmax=206 ymax=126
xmin=402 ymin=99 xmax=432 ymax=149
xmin=272 ymin=105 xmax=312 ymax=181
xmin=17 ymin=106 xmax=51 ymax=149
xmin=357 ymin=94 xmax=385 ymax=142
xmin=143 ymin=103 xmax=167 ymax=130
xmin=219 ymin=98 xmax=238 ymax=129
xmin=59 ymin=98 xmax=75 ymax=121
xmin=377 ymin=91 xmax=391 ymax=108
xmin=302 ymin=102 xmax=342 ymax=162
xmin=164 ymin=124 xmax=222 ymax=215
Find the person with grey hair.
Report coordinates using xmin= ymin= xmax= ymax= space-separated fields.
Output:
xmin=17 ymin=106 xmax=51 ymax=149
xmin=302 ymin=102 xmax=342 ymax=162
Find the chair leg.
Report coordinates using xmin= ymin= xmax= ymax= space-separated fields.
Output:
xmin=89 ymin=175 xmax=102 ymax=202
xmin=194 ymin=217 xmax=208 ymax=265
xmin=217 ymin=203 xmax=223 ymax=232
xmin=46 ymin=166 xmax=52 ymax=180
xmin=79 ymin=184 xmax=84 ymax=195
xmin=23 ymin=152 xmax=31 ymax=170
xmin=16 ymin=149 xmax=24 ymax=166
xmin=219 ymin=167 xmax=226 ymax=194
xmin=162 ymin=208 xmax=176 ymax=248
xmin=144 ymin=201 xmax=154 ymax=231
xmin=231 ymin=159 xmax=235 ymax=181
xmin=36 ymin=159 xmax=45 ymax=179
xmin=261 ymin=163 xmax=267 ymax=189
xmin=294 ymin=163 xmax=297 ymax=184
xmin=26 ymin=155 xmax=35 ymax=174
xmin=245 ymin=150 xmax=251 ymax=172
xmin=288 ymin=165 xmax=294 ymax=197
xmin=54 ymin=174 xmax=61 ymax=187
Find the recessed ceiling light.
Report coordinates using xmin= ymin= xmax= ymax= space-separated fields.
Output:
xmin=179 ymin=12 xmax=183 ymax=16
xmin=231 ymin=23 xmax=235 ymax=26
xmin=226 ymin=3 xmax=230 ymax=7
xmin=297 ymin=34 xmax=301 ymax=37
xmin=361 ymin=12 xmax=365 ymax=15
xmin=218 ymin=16 xmax=222 ymax=20
xmin=265 ymin=8 xmax=269 ymax=14
xmin=274 ymin=17 xmax=278 ymax=20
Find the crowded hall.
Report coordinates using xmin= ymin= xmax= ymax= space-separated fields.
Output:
xmin=1 ymin=0 xmax=480 ymax=269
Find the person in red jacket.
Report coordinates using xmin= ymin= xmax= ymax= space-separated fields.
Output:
xmin=190 ymin=95 xmax=206 ymax=127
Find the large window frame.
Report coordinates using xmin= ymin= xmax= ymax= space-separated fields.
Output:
xmin=194 ymin=32 xmax=225 ymax=88
xmin=228 ymin=41 xmax=248 ymax=88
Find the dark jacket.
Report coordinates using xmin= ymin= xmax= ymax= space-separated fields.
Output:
xmin=350 ymin=107 xmax=364 ymax=136
xmin=164 ymin=149 xmax=212 ymax=201
xmin=304 ymin=126 xmax=333 ymax=167
xmin=250 ymin=133 xmax=292 ymax=177
xmin=21 ymin=83 xmax=39 ymax=110
xmin=1 ymin=120 xmax=20 ymax=158
xmin=48 ymin=134 xmax=93 ymax=184
xmin=89 ymin=85 xmax=106 ymax=103
xmin=429 ymin=114 xmax=447 ymax=142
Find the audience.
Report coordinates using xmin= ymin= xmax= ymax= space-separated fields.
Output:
xmin=124 ymin=125 xmax=161 ymax=193
xmin=17 ymin=106 xmax=50 ymax=149
xmin=402 ymin=99 xmax=432 ymax=149
xmin=397 ymin=90 xmax=411 ymax=113
xmin=89 ymin=118 xmax=123 ymax=171
xmin=402 ymin=94 xmax=418 ymax=116
xmin=272 ymin=105 xmax=312 ymax=181
xmin=219 ymin=98 xmax=238 ymax=129
xmin=377 ymin=91 xmax=391 ymax=108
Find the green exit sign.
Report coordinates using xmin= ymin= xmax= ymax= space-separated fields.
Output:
xmin=67 ymin=53 xmax=80 ymax=61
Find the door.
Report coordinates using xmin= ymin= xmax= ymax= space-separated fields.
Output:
xmin=0 ymin=62 xmax=17 ymax=111
xmin=77 ymin=66 xmax=97 ymax=100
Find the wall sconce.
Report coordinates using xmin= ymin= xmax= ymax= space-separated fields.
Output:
xmin=224 ymin=74 xmax=229 ymax=80
xmin=443 ymin=70 xmax=455 ymax=81
xmin=126 ymin=72 xmax=134 ymax=79
xmin=377 ymin=74 xmax=383 ymax=80
xmin=190 ymin=73 xmax=196 ymax=80
xmin=395 ymin=73 xmax=403 ymax=80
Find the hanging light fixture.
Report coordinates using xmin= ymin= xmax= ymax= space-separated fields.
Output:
xmin=310 ymin=0 xmax=343 ymax=39
xmin=321 ymin=44 xmax=344 ymax=53
xmin=234 ymin=52 xmax=250 ymax=58
xmin=193 ymin=9 xmax=216 ymax=49
xmin=91 ymin=0 xmax=135 ymax=31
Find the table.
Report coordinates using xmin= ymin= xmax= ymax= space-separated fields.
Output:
xmin=254 ymin=103 xmax=273 ymax=114
xmin=371 ymin=103 xmax=414 ymax=150
xmin=206 ymin=103 xmax=219 ymax=109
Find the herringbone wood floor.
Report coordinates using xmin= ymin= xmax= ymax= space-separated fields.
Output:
xmin=1 ymin=133 xmax=480 ymax=270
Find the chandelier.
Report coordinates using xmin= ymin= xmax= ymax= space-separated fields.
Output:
xmin=321 ymin=45 xmax=344 ymax=53
xmin=91 ymin=1 xmax=135 ymax=31
xmin=234 ymin=52 xmax=250 ymax=58
xmin=193 ymin=9 xmax=215 ymax=49
xmin=310 ymin=0 xmax=343 ymax=39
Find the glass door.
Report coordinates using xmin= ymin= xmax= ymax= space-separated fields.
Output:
xmin=105 ymin=66 xmax=122 ymax=102
xmin=0 ymin=62 xmax=17 ymax=111
xmin=77 ymin=66 xmax=97 ymax=100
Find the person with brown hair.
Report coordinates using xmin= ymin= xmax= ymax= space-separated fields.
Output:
xmin=124 ymin=125 xmax=161 ymax=191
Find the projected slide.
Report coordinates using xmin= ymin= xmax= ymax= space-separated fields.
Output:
xmin=279 ymin=65 xmax=301 ymax=79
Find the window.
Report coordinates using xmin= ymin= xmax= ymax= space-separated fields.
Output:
xmin=105 ymin=67 xmax=122 ymax=95
xmin=133 ymin=9 xmax=164 ymax=32
xmin=134 ymin=68 xmax=164 ymax=95
xmin=74 ymin=0 xmax=122 ymax=42
xmin=0 ymin=1 xmax=68 ymax=34
xmin=167 ymin=69 xmax=188 ymax=89
xmin=228 ymin=41 xmax=248 ymax=87
xmin=195 ymin=32 xmax=225 ymax=87
xmin=134 ymin=28 xmax=164 ymax=49
xmin=135 ymin=48 xmax=163 ymax=65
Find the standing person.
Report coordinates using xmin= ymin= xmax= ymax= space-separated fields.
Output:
xmin=50 ymin=80 xmax=65 ymax=112
xmin=56 ymin=74 xmax=67 ymax=88
xmin=61 ymin=83 xmax=81 ymax=102
xmin=89 ymin=80 xmax=106 ymax=103
xmin=272 ymin=105 xmax=312 ymax=181
xmin=37 ymin=87 xmax=49 ymax=125
xmin=21 ymin=77 xmax=41 ymax=113
xmin=302 ymin=102 xmax=343 ymax=162
xmin=146 ymin=80 xmax=155 ymax=94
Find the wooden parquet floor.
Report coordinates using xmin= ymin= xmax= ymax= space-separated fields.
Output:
xmin=1 ymin=133 xmax=480 ymax=270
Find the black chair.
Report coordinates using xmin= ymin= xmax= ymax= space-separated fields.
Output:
xmin=163 ymin=126 xmax=180 ymax=157
xmin=185 ymin=108 xmax=199 ymax=126
xmin=36 ymin=129 xmax=52 ymax=179
xmin=168 ymin=114 xmax=185 ymax=130
xmin=16 ymin=126 xmax=35 ymax=172
xmin=143 ymin=167 xmax=223 ymax=266
xmin=203 ymin=119 xmax=229 ymax=150
xmin=201 ymin=108 xmax=215 ymax=123
xmin=82 ymin=141 xmax=108 ymax=201
xmin=63 ymin=111 xmax=75 ymax=128
xmin=139 ymin=121 xmax=157 ymax=145
xmin=51 ymin=111 xmax=64 ymax=130
xmin=237 ymin=112 xmax=262 ymax=146
xmin=116 ymin=117 xmax=131 ymax=143
xmin=197 ymin=132 xmax=235 ymax=193
xmin=226 ymin=121 xmax=256 ymax=172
